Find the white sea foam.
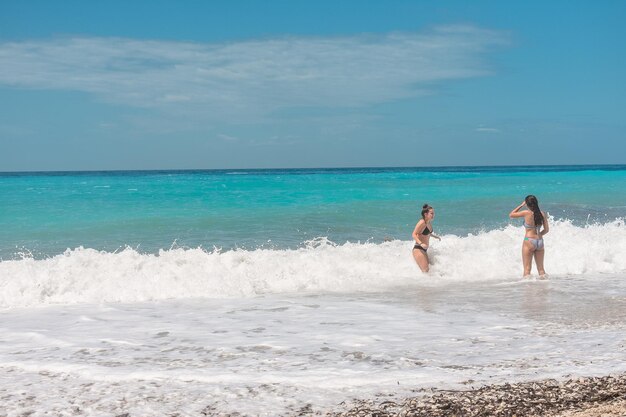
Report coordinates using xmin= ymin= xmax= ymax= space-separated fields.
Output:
xmin=0 ymin=219 xmax=624 ymax=308
xmin=1 ymin=283 xmax=625 ymax=415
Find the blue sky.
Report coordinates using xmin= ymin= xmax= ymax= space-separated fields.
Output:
xmin=1 ymin=0 xmax=624 ymax=171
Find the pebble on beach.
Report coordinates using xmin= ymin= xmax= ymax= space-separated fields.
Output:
xmin=329 ymin=374 xmax=626 ymax=417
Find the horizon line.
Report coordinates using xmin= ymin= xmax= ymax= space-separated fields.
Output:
xmin=1 ymin=163 xmax=625 ymax=175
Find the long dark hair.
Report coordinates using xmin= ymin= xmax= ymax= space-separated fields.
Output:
xmin=421 ymin=203 xmax=433 ymax=219
xmin=525 ymin=195 xmax=544 ymax=227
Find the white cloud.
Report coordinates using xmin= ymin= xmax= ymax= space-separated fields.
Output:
xmin=217 ymin=133 xmax=239 ymax=142
xmin=0 ymin=26 xmax=507 ymax=121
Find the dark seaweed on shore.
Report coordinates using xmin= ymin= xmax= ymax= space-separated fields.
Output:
xmin=328 ymin=374 xmax=626 ymax=417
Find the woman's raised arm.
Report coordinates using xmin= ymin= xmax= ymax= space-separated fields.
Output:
xmin=509 ymin=201 xmax=528 ymax=218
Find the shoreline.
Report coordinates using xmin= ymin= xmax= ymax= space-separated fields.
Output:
xmin=3 ymin=369 xmax=626 ymax=415
xmin=328 ymin=374 xmax=626 ymax=417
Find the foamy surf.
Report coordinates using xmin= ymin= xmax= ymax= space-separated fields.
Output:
xmin=0 ymin=219 xmax=624 ymax=308
xmin=1 ymin=279 xmax=625 ymax=416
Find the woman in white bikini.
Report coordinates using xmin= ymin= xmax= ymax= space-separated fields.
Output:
xmin=412 ymin=204 xmax=441 ymax=273
xmin=509 ymin=195 xmax=550 ymax=277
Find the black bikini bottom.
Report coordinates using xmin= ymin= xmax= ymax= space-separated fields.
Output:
xmin=413 ymin=244 xmax=427 ymax=252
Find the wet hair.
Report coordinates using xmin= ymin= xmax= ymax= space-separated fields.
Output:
xmin=421 ymin=204 xmax=433 ymax=219
xmin=525 ymin=195 xmax=544 ymax=227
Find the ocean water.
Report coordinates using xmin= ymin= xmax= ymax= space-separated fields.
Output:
xmin=0 ymin=165 xmax=625 ymax=416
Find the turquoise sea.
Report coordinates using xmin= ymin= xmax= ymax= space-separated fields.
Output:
xmin=0 ymin=165 xmax=625 ymax=415
xmin=2 ymin=165 xmax=625 ymax=258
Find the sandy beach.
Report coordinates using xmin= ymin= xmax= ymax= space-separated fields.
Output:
xmin=556 ymin=400 xmax=626 ymax=417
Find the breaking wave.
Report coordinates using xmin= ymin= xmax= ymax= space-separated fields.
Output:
xmin=1 ymin=219 xmax=624 ymax=308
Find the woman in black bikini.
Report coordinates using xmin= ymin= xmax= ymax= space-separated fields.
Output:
xmin=412 ymin=204 xmax=441 ymax=273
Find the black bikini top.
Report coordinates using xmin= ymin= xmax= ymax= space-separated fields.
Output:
xmin=421 ymin=225 xmax=432 ymax=236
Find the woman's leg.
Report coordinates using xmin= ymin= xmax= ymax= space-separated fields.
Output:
xmin=522 ymin=241 xmax=534 ymax=277
xmin=412 ymin=249 xmax=430 ymax=273
xmin=534 ymin=248 xmax=546 ymax=276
